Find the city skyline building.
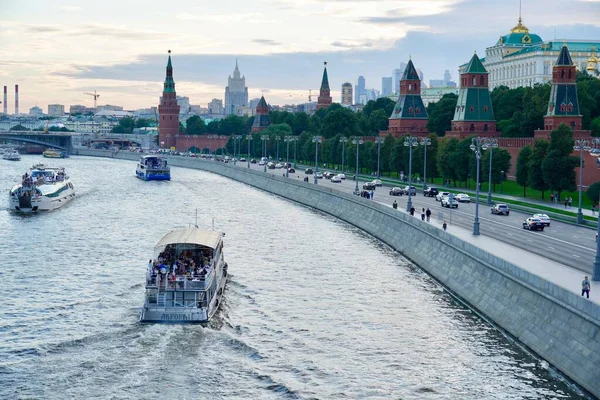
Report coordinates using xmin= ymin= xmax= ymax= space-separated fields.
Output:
xmin=158 ymin=50 xmax=181 ymax=149
xmin=29 ymin=106 xmax=43 ymax=117
xmin=224 ymin=59 xmax=248 ymax=115
xmin=316 ymin=62 xmax=332 ymax=111
xmin=429 ymin=70 xmax=457 ymax=87
xmin=341 ymin=82 xmax=353 ymax=105
xmin=355 ymin=76 xmax=365 ymax=105
xmin=47 ymin=104 xmax=65 ymax=117
xmin=381 ymin=77 xmax=392 ymax=96
xmin=208 ymin=98 xmax=224 ymax=114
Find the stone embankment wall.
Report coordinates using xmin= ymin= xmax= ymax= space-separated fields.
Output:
xmin=77 ymin=149 xmax=600 ymax=397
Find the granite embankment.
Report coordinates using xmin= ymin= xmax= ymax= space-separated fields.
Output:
xmin=77 ymin=149 xmax=600 ymax=398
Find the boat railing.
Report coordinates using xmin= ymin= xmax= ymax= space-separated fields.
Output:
xmin=147 ymin=271 xmax=212 ymax=290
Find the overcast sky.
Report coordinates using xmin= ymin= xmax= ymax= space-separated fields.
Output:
xmin=1 ymin=0 xmax=599 ymax=112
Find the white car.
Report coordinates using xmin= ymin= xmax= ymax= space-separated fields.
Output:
xmin=532 ymin=213 xmax=551 ymax=226
xmin=338 ymin=173 xmax=346 ymax=180
xmin=331 ymin=175 xmax=342 ymax=183
xmin=436 ymin=192 xmax=450 ymax=201
xmin=258 ymin=160 xmax=266 ymax=166
xmin=441 ymin=195 xmax=458 ymax=208
xmin=315 ymin=172 xmax=323 ymax=179
xmin=455 ymin=193 xmax=471 ymax=203
xmin=372 ymin=179 xmax=383 ymax=187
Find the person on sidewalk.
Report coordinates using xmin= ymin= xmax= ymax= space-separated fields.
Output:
xmin=442 ymin=221 xmax=447 ymax=231
xmin=564 ymin=198 xmax=568 ymax=209
xmin=568 ymin=197 xmax=573 ymax=209
xmin=392 ymin=200 xmax=398 ymax=210
xmin=550 ymin=193 xmax=554 ymax=203
xmin=581 ymin=276 xmax=591 ymax=299
xmin=592 ymin=203 xmax=596 ymax=216
xmin=426 ymin=208 xmax=431 ymax=222
xmin=421 ymin=208 xmax=425 ymax=221
xmin=410 ymin=206 xmax=415 ymax=216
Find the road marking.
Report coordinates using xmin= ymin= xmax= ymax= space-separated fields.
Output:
xmin=526 ymin=239 xmax=532 ymax=243
xmin=507 ymin=233 xmax=513 ymax=236
xmin=548 ymin=246 xmax=556 ymax=250
xmin=573 ymin=235 xmax=579 ymax=238
xmin=573 ymin=254 xmax=581 ymax=258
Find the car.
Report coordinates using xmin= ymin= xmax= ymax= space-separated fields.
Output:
xmin=240 ymin=157 xmax=246 ymax=162
xmin=389 ymin=187 xmax=404 ymax=196
xmin=315 ymin=172 xmax=323 ymax=179
xmin=436 ymin=192 xmax=450 ymax=201
xmin=267 ymin=162 xmax=276 ymax=169
xmin=532 ymin=213 xmax=550 ymax=226
xmin=363 ymin=182 xmax=376 ymax=190
xmin=423 ymin=187 xmax=439 ymax=197
xmin=403 ymin=186 xmax=417 ymax=196
xmin=305 ymin=168 xmax=313 ymax=175
xmin=455 ymin=193 xmax=471 ymax=203
xmin=338 ymin=173 xmax=346 ymax=180
xmin=275 ymin=163 xmax=283 ymax=169
xmin=523 ymin=217 xmax=544 ymax=231
xmin=372 ymin=179 xmax=383 ymax=187
xmin=441 ymin=195 xmax=458 ymax=208
xmin=324 ymin=172 xmax=333 ymax=179
xmin=258 ymin=160 xmax=266 ymax=166
xmin=491 ymin=204 xmax=510 ymax=215
xmin=250 ymin=159 xmax=257 ymax=164
xmin=288 ymin=167 xmax=296 ymax=173
xmin=331 ymin=175 xmax=342 ymax=183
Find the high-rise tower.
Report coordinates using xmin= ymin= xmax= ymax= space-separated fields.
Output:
xmin=251 ymin=96 xmax=270 ymax=133
xmin=341 ymin=83 xmax=353 ymax=105
xmin=158 ymin=50 xmax=181 ymax=149
xmin=224 ymin=59 xmax=248 ymax=115
xmin=387 ymin=59 xmax=429 ymax=138
xmin=316 ymin=62 xmax=332 ymax=111
xmin=446 ymin=52 xmax=497 ymax=138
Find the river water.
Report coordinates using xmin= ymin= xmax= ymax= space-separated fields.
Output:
xmin=0 ymin=155 xmax=589 ymax=399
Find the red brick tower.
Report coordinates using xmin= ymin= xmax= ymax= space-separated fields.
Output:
xmin=251 ymin=96 xmax=270 ymax=132
xmin=316 ymin=62 xmax=332 ymax=110
xmin=158 ymin=50 xmax=180 ymax=149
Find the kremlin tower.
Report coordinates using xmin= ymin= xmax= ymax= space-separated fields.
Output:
xmin=316 ymin=62 xmax=332 ymax=111
xmin=158 ymin=50 xmax=181 ymax=149
xmin=251 ymin=96 xmax=270 ymax=133
xmin=386 ymin=59 xmax=429 ymax=138
xmin=446 ymin=52 xmax=497 ymax=138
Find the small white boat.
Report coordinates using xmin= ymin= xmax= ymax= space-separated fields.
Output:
xmin=9 ymin=163 xmax=75 ymax=213
xmin=136 ymin=155 xmax=170 ymax=181
xmin=3 ymin=149 xmax=21 ymax=161
xmin=140 ymin=227 xmax=228 ymax=323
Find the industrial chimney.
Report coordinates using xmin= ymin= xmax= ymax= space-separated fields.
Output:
xmin=3 ymin=86 xmax=6 ymax=115
xmin=15 ymin=84 xmax=19 ymax=115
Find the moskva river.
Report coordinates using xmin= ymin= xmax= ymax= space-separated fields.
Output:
xmin=0 ymin=155 xmax=589 ymax=399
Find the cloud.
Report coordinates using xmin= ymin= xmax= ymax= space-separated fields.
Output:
xmin=252 ymin=39 xmax=282 ymax=46
xmin=26 ymin=26 xmax=63 ymax=33
xmin=60 ymin=5 xmax=82 ymax=12
xmin=331 ymin=41 xmax=373 ymax=49
xmin=176 ymin=12 xmax=275 ymax=24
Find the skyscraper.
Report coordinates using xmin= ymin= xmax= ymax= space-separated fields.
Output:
xmin=355 ymin=76 xmax=365 ymax=104
xmin=341 ymin=82 xmax=353 ymax=105
xmin=381 ymin=77 xmax=392 ymax=96
xmin=158 ymin=50 xmax=181 ymax=149
xmin=392 ymin=62 xmax=408 ymax=94
xmin=224 ymin=59 xmax=248 ymax=115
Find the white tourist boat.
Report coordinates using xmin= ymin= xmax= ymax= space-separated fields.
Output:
xmin=3 ymin=149 xmax=22 ymax=161
xmin=136 ymin=155 xmax=170 ymax=181
xmin=140 ymin=227 xmax=228 ymax=323
xmin=9 ymin=163 xmax=75 ymax=213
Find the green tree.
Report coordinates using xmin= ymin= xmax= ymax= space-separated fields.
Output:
xmin=516 ymin=145 xmax=532 ymax=196
xmin=437 ymin=137 xmax=459 ymax=183
xmin=135 ymin=118 xmax=150 ymax=128
xmin=111 ymin=117 xmax=135 ymax=133
xmin=218 ymin=115 xmax=247 ymax=135
xmin=389 ymin=139 xmax=405 ymax=175
xmin=320 ymin=107 xmax=361 ymax=139
xmin=426 ymin=93 xmax=457 ymax=136
xmin=481 ymin=147 xmax=511 ymax=191
xmin=185 ymin=115 xmax=206 ymax=135
xmin=368 ymin=109 xmax=389 ymax=133
xmin=590 ymin=116 xmax=600 ymax=137
xmin=10 ymin=124 xmax=29 ymax=131
xmin=449 ymin=137 xmax=473 ymax=186
xmin=528 ymin=139 xmax=549 ymax=198
xmin=586 ymin=182 xmax=600 ymax=205
xmin=362 ymin=98 xmax=395 ymax=118
xmin=542 ymin=124 xmax=578 ymax=197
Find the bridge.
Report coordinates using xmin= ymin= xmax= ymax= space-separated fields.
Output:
xmin=0 ymin=131 xmax=72 ymax=151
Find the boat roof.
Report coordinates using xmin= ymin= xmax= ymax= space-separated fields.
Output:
xmin=155 ymin=228 xmax=222 ymax=250
xmin=142 ymin=155 xmax=165 ymax=159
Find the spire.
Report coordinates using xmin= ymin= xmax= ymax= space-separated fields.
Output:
xmin=556 ymin=44 xmax=573 ymax=66
xmin=401 ymin=59 xmax=419 ymax=81
xmin=257 ymin=96 xmax=267 ymax=108
xmin=464 ymin=52 xmax=488 ymax=74
xmin=235 ymin=57 xmax=239 ymax=71
xmin=510 ymin=0 xmax=529 ymax=34
xmin=320 ymin=61 xmax=330 ymax=91
xmin=167 ymin=49 xmax=172 ymax=71
xmin=163 ymin=50 xmax=175 ymax=93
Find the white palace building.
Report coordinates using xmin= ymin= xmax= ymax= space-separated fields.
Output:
xmin=460 ymin=16 xmax=600 ymax=89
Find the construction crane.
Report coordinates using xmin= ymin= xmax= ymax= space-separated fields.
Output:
xmin=83 ymin=90 xmax=100 ymax=110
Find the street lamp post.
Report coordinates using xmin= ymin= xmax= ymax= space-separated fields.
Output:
xmin=292 ymin=137 xmax=298 ymax=168
xmin=246 ymin=135 xmax=252 ymax=168
xmin=232 ymin=134 xmax=242 ymax=165
xmin=470 ymin=137 xmax=486 ymax=236
xmin=375 ymin=136 xmax=383 ymax=178
xmin=404 ymin=136 xmax=419 ymax=212
xmin=420 ymin=137 xmax=431 ymax=190
xmin=261 ymin=135 xmax=269 ymax=172
xmin=352 ymin=136 xmax=364 ymax=195
xmin=574 ymin=139 xmax=591 ymax=225
xmin=275 ymin=136 xmax=281 ymax=161
xmin=591 ymin=139 xmax=600 ymax=281
xmin=312 ymin=136 xmax=322 ymax=184
xmin=482 ymin=138 xmax=498 ymax=205
xmin=284 ymin=136 xmax=293 ymax=178
xmin=339 ymin=136 xmax=348 ymax=172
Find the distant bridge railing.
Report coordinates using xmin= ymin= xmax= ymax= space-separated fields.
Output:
xmin=0 ymin=131 xmax=72 ymax=151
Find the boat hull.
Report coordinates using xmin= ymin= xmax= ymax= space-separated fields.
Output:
xmin=136 ymin=170 xmax=171 ymax=181
xmin=9 ymin=184 xmax=75 ymax=213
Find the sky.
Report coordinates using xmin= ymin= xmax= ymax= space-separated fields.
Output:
xmin=1 ymin=0 xmax=599 ymax=113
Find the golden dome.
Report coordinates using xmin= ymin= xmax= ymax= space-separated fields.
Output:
xmin=587 ymin=55 xmax=598 ymax=72
xmin=510 ymin=17 xmax=529 ymax=34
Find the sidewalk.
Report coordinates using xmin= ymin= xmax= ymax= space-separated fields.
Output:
xmin=383 ymin=200 xmax=599 ymax=305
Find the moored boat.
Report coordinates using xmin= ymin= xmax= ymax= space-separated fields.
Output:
xmin=43 ymin=149 xmax=69 ymax=158
xmin=140 ymin=227 xmax=228 ymax=323
xmin=136 ymin=155 xmax=170 ymax=181
xmin=9 ymin=163 xmax=75 ymax=213
xmin=3 ymin=149 xmax=21 ymax=161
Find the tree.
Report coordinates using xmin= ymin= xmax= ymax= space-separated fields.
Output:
xmin=10 ymin=124 xmax=29 ymax=131
xmin=481 ymin=147 xmax=511 ymax=191
xmin=362 ymin=97 xmax=395 ymax=118
xmin=320 ymin=107 xmax=360 ymax=139
xmin=135 ymin=118 xmax=150 ymax=128
xmin=437 ymin=137 xmax=459 ymax=183
xmin=591 ymin=116 xmax=600 ymax=137
xmin=516 ymin=145 xmax=532 ymax=196
xmin=111 ymin=116 xmax=135 ymax=133
xmin=426 ymin=93 xmax=457 ymax=136
xmin=186 ymin=115 xmax=206 ymax=135
xmin=528 ymin=139 xmax=549 ymax=198
xmin=368 ymin=109 xmax=389 ymax=133
xmin=586 ymin=182 xmax=600 ymax=204
xmin=542 ymin=124 xmax=578 ymax=197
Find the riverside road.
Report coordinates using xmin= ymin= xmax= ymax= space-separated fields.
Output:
xmin=240 ymin=161 xmax=596 ymax=273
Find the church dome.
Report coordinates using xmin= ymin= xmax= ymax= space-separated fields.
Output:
xmin=497 ymin=18 xmax=543 ymax=46
xmin=587 ymin=55 xmax=598 ymax=72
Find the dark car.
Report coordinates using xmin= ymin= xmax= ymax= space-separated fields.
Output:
xmin=363 ymin=182 xmax=376 ymax=190
xmin=288 ymin=168 xmax=296 ymax=173
xmin=491 ymin=204 xmax=510 ymax=215
xmin=250 ymin=159 xmax=257 ymax=164
xmin=423 ymin=187 xmax=439 ymax=197
xmin=305 ymin=168 xmax=313 ymax=175
xmin=523 ymin=217 xmax=544 ymax=231
xmin=389 ymin=187 xmax=404 ymax=196
xmin=403 ymin=186 xmax=417 ymax=196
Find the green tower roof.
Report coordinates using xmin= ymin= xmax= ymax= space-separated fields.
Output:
xmin=257 ymin=96 xmax=267 ymax=108
xmin=320 ymin=64 xmax=330 ymax=90
xmin=464 ymin=53 xmax=488 ymax=74
xmin=163 ymin=51 xmax=175 ymax=93
xmin=402 ymin=59 xmax=420 ymax=81
xmin=556 ymin=44 xmax=573 ymax=66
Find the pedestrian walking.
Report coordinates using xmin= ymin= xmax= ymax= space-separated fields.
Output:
xmin=564 ymin=198 xmax=568 ymax=209
xmin=426 ymin=208 xmax=431 ymax=222
xmin=550 ymin=193 xmax=554 ymax=203
xmin=393 ymin=200 xmax=398 ymax=209
xmin=581 ymin=276 xmax=591 ymax=299
xmin=568 ymin=197 xmax=572 ymax=209
xmin=370 ymin=190 xmax=374 ymax=200
xmin=410 ymin=206 xmax=415 ymax=216
xmin=442 ymin=221 xmax=447 ymax=231
xmin=592 ymin=203 xmax=596 ymax=216
xmin=421 ymin=208 xmax=425 ymax=221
